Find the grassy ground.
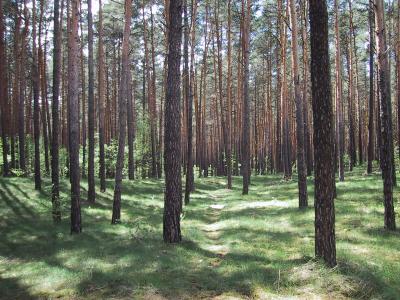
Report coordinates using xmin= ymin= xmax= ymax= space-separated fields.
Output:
xmin=0 ymin=167 xmax=399 ymax=299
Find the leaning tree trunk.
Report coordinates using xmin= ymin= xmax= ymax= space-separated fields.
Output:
xmin=68 ymin=0 xmax=82 ymax=233
xmin=111 ymin=0 xmax=132 ymax=224
xmin=163 ymin=0 xmax=183 ymax=243
xmin=309 ymin=0 xmax=337 ymax=267
xmin=374 ymin=0 xmax=396 ymax=230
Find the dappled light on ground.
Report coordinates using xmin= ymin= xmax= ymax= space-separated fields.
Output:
xmin=0 ymin=167 xmax=399 ymax=299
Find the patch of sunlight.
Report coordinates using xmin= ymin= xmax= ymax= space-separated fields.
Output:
xmin=204 ymin=244 xmax=230 ymax=254
xmin=210 ymin=204 xmax=225 ymax=210
xmin=234 ymin=200 xmax=290 ymax=210
xmin=203 ymin=221 xmax=228 ymax=232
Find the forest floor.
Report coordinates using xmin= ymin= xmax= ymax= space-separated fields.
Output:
xmin=0 ymin=166 xmax=399 ymax=299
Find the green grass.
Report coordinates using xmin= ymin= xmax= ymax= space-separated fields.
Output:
xmin=0 ymin=167 xmax=399 ymax=299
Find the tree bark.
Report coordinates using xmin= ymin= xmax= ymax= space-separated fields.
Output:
xmin=163 ymin=0 xmax=183 ymax=243
xmin=87 ymin=0 xmax=96 ymax=203
xmin=334 ymin=0 xmax=345 ymax=182
xmin=309 ymin=0 xmax=337 ymax=267
xmin=368 ymin=2 xmax=375 ymax=174
xmin=289 ymin=0 xmax=308 ymax=208
xmin=111 ymin=0 xmax=132 ymax=224
xmin=68 ymin=0 xmax=82 ymax=233
xmin=98 ymin=0 xmax=106 ymax=190
xmin=241 ymin=0 xmax=251 ymax=195
xmin=374 ymin=0 xmax=396 ymax=230
xmin=0 ymin=0 xmax=9 ymax=177
xmin=32 ymin=0 xmax=41 ymax=190
xmin=51 ymin=0 xmax=62 ymax=223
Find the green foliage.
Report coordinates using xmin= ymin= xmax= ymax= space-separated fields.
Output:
xmin=104 ymin=139 xmax=118 ymax=178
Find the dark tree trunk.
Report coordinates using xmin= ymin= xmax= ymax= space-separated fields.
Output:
xmin=51 ymin=0 xmax=61 ymax=223
xmin=163 ymin=0 xmax=182 ymax=243
xmin=87 ymin=0 xmax=95 ymax=203
xmin=374 ymin=0 xmax=396 ymax=230
xmin=111 ymin=0 xmax=131 ymax=224
xmin=309 ymin=0 xmax=337 ymax=267
xmin=68 ymin=0 xmax=82 ymax=233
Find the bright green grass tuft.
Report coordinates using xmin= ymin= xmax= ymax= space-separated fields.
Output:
xmin=0 ymin=167 xmax=399 ymax=299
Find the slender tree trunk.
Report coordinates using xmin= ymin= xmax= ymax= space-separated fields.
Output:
xmin=374 ymin=0 xmax=396 ymax=230
xmin=241 ymin=0 xmax=251 ymax=195
xmin=368 ymin=2 xmax=375 ymax=174
xmin=51 ymin=0 xmax=62 ymax=223
xmin=98 ymin=0 xmax=106 ymax=190
xmin=184 ymin=0 xmax=196 ymax=204
xmin=32 ymin=0 xmax=41 ymax=190
xmin=87 ymin=0 xmax=95 ymax=203
xmin=111 ymin=0 xmax=131 ymax=224
xmin=0 ymin=0 xmax=9 ymax=177
xmin=334 ymin=0 xmax=344 ymax=181
xmin=226 ymin=0 xmax=233 ymax=189
xmin=289 ymin=0 xmax=307 ymax=208
xmin=309 ymin=0 xmax=336 ymax=267
xmin=68 ymin=0 xmax=82 ymax=233
xmin=127 ymin=79 xmax=135 ymax=180
xmin=163 ymin=0 xmax=183 ymax=243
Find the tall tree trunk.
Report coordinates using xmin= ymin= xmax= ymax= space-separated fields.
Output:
xmin=0 ymin=0 xmax=9 ymax=177
xmin=68 ymin=0 xmax=82 ymax=233
xmin=51 ymin=0 xmax=62 ymax=223
xmin=289 ymin=0 xmax=308 ymax=208
xmin=184 ymin=0 xmax=196 ymax=204
xmin=87 ymin=0 xmax=95 ymax=203
xmin=368 ymin=2 xmax=375 ymax=174
xmin=241 ymin=0 xmax=251 ymax=195
xmin=163 ymin=0 xmax=183 ymax=243
xmin=98 ymin=0 xmax=106 ymax=190
xmin=111 ymin=0 xmax=132 ymax=224
xmin=38 ymin=0 xmax=49 ymax=174
xmin=33 ymin=0 xmax=41 ymax=190
xmin=374 ymin=0 xmax=396 ymax=230
xmin=309 ymin=0 xmax=336 ymax=267
xmin=226 ymin=0 xmax=233 ymax=189
xmin=334 ymin=0 xmax=344 ymax=181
